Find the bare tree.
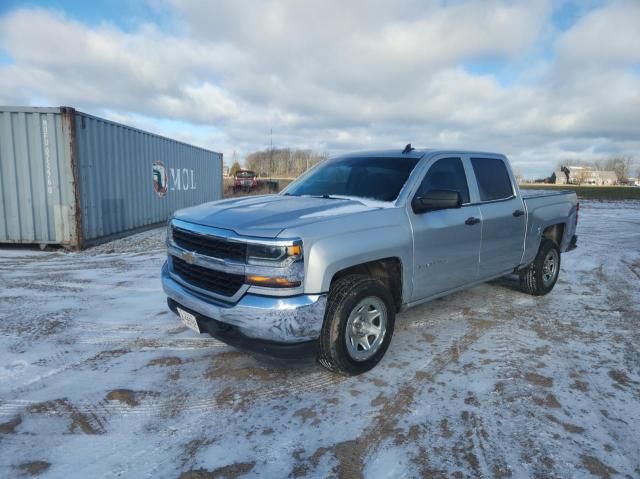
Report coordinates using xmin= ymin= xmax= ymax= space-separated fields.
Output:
xmin=245 ymin=148 xmax=327 ymax=178
xmin=230 ymin=161 xmax=242 ymax=177
xmin=572 ymin=169 xmax=589 ymax=185
xmin=605 ymin=156 xmax=633 ymax=182
xmin=592 ymin=159 xmax=607 ymax=171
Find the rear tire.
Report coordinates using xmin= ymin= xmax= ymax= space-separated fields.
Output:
xmin=519 ymin=239 xmax=561 ymax=296
xmin=317 ymin=274 xmax=395 ymax=376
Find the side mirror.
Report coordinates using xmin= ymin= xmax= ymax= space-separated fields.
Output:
xmin=412 ymin=190 xmax=462 ymax=214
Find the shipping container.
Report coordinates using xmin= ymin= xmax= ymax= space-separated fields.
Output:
xmin=0 ymin=106 xmax=223 ymax=248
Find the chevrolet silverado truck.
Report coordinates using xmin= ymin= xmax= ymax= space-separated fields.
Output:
xmin=162 ymin=147 xmax=578 ymax=375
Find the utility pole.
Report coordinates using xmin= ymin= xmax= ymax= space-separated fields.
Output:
xmin=270 ymin=128 xmax=273 ymax=178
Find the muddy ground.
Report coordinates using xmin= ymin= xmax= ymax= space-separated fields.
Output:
xmin=1 ymin=201 xmax=639 ymax=478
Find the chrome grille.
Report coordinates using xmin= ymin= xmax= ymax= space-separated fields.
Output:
xmin=172 ymin=227 xmax=246 ymax=262
xmin=171 ymin=256 xmax=244 ymax=298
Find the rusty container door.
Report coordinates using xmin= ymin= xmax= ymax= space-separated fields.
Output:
xmin=0 ymin=107 xmax=80 ymax=247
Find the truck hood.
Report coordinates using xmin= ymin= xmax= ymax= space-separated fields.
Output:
xmin=173 ymin=195 xmax=383 ymax=238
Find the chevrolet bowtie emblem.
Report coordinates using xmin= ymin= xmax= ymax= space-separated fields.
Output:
xmin=183 ymin=252 xmax=196 ymax=264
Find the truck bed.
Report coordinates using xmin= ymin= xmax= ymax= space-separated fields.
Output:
xmin=520 ymin=188 xmax=578 ymax=263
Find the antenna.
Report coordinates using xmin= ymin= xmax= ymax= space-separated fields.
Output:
xmin=402 ymin=143 xmax=415 ymax=154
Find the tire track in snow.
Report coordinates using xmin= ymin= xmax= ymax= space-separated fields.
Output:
xmin=321 ymin=316 xmax=498 ymax=479
xmin=74 ymin=337 xmax=228 ymax=350
xmin=0 ymin=369 xmax=346 ymax=418
xmin=1 ymin=334 xmax=228 ymax=397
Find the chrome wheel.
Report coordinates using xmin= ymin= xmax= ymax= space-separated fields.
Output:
xmin=542 ymin=249 xmax=559 ymax=287
xmin=345 ymin=296 xmax=387 ymax=362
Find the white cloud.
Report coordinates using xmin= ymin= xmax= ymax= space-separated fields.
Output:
xmin=0 ymin=0 xmax=638 ymax=177
xmin=557 ymin=0 xmax=640 ymax=66
xmin=0 ymin=8 xmax=243 ymax=121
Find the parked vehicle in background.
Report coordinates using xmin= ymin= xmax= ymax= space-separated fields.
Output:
xmin=162 ymin=146 xmax=579 ymax=375
xmin=233 ymin=170 xmax=258 ymax=192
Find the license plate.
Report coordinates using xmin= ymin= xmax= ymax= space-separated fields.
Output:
xmin=177 ymin=307 xmax=200 ymax=333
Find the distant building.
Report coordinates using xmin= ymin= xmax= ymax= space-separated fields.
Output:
xmin=223 ymin=165 xmax=230 ymax=177
xmin=554 ymin=166 xmax=617 ymax=185
xmin=592 ymin=171 xmax=618 ymax=185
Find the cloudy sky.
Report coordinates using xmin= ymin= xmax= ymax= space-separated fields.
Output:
xmin=1 ymin=0 xmax=639 ymax=177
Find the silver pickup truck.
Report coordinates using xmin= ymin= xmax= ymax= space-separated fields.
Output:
xmin=162 ymin=147 xmax=578 ymax=375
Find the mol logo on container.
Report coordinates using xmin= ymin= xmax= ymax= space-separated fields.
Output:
xmin=152 ymin=161 xmax=196 ymax=198
xmin=152 ymin=161 xmax=168 ymax=197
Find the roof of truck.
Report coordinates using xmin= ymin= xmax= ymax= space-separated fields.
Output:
xmin=336 ymin=148 xmax=505 ymax=160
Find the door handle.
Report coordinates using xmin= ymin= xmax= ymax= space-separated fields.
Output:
xmin=513 ymin=209 xmax=525 ymax=217
xmin=465 ymin=217 xmax=481 ymax=225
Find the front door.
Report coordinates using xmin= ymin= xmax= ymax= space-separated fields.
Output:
xmin=409 ymin=157 xmax=482 ymax=301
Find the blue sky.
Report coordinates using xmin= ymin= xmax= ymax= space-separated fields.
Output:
xmin=1 ymin=0 xmax=638 ymax=178
xmin=0 ymin=0 xmax=599 ymax=32
xmin=0 ymin=0 xmax=167 ymax=30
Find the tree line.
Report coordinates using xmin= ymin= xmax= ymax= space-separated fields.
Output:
xmin=229 ymin=148 xmax=328 ymax=178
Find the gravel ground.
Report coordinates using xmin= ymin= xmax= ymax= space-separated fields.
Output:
xmin=0 ymin=201 xmax=639 ymax=478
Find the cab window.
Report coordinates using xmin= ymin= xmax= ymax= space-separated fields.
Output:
xmin=416 ymin=157 xmax=470 ymax=204
xmin=471 ymin=158 xmax=514 ymax=201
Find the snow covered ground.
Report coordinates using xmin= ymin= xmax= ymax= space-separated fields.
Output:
xmin=1 ymin=201 xmax=639 ymax=479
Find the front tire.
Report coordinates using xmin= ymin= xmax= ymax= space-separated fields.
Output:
xmin=317 ymin=274 xmax=395 ymax=376
xmin=519 ymin=239 xmax=561 ymax=296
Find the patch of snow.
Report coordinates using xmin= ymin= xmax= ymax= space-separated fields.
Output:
xmin=0 ymin=201 xmax=639 ymax=478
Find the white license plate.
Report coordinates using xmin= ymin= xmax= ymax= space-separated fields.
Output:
xmin=177 ymin=307 xmax=200 ymax=333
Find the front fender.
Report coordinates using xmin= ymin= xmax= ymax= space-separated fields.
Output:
xmin=303 ymin=224 xmax=412 ymax=296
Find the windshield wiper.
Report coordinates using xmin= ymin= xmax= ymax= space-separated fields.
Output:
xmin=311 ymin=194 xmax=345 ymax=200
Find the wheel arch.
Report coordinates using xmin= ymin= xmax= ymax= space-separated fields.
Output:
xmin=542 ymin=223 xmax=565 ymax=247
xmin=330 ymin=258 xmax=403 ymax=313
xmin=301 ymin=222 xmax=412 ymax=304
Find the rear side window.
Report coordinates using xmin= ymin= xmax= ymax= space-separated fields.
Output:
xmin=471 ymin=158 xmax=513 ymax=201
xmin=417 ymin=157 xmax=470 ymax=204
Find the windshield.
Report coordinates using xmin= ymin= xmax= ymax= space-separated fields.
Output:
xmin=284 ymin=156 xmax=420 ymax=201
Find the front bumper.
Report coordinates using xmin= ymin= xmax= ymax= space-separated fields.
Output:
xmin=161 ymin=262 xmax=327 ymax=344
xmin=166 ymin=298 xmax=318 ymax=358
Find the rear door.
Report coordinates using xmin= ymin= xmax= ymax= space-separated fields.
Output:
xmin=468 ymin=156 xmax=526 ymax=278
xmin=409 ymin=156 xmax=482 ymax=301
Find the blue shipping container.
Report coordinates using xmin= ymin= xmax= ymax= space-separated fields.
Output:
xmin=0 ymin=106 xmax=223 ymax=248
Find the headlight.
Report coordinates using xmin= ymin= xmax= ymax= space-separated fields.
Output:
xmin=245 ymin=241 xmax=303 ymax=288
xmin=246 ymin=243 xmax=302 ymax=266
